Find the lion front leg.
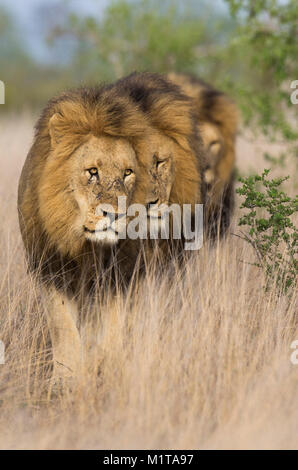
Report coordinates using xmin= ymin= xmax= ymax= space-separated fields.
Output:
xmin=43 ymin=286 xmax=83 ymax=384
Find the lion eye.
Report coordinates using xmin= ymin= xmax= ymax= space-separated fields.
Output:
xmin=86 ymin=168 xmax=99 ymax=182
xmin=86 ymin=167 xmax=98 ymax=178
xmin=209 ymin=140 xmax=221 ymax=149
xmin=156 ymin=159 xmax=167 ymax=170
xmin=88 ymin=168 xmax=98 ymax=176
xmin=153 ymin=153 xmax=165 ymax=169
xmin=124 ymin=169 xmax=133 ymax=177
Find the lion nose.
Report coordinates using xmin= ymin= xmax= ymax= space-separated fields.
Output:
xmin=146 ymin=198 xmax=160 ymax=210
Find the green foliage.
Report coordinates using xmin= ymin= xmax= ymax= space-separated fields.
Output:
xmin=236 ymin=170 xmax=298 ymax=293
xmin=225 ymin=0 xmax=298 ymax=168
xmin=50 ymin=0 xmax=235 ymax=82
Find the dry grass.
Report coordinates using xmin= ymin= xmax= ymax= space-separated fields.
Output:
xmin=0 ymin=113 xmax=297 ymax=450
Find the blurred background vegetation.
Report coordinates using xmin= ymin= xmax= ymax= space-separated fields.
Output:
xmin=0 ymin=0 xmax=297 ymax=155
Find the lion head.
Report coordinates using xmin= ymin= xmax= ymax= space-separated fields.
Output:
xmin=35 ymin=112 xmax=143 ymax=258
xmin=135 ymin=131 xmax=202 ymax=210
xmin=116 ymin=72 xmax=204 ymax=223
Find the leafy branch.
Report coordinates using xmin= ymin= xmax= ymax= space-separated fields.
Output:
xmin=236 ymin=169 xmax=298 ymax=293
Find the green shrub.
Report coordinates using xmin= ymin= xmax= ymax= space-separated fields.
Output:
xmin=236 ymin=169 xmax=297 ymax=293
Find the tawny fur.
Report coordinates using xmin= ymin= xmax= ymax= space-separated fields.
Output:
xmin=168 ymin=72 xmax=238 ymax=237
xmin=115 ymin=73 xmax=205 ymax=210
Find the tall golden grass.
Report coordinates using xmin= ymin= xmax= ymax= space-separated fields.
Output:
xmin=0 ymin=114 xmax=297 ymax=449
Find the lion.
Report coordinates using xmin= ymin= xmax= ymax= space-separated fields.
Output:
xmin=115 ymin=72 xmax=205 ymax=259
xmin=18 ymin=94 xmax=146 ymax=380
xmin=168 ymin=72 xmax=238 ymax=237
xmin=18 ymin=73 xmax=205 ymax=382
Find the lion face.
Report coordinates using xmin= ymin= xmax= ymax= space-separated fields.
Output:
xmin=131 ymin=132 xmax=175 ymax=240
xmin=71 ymin=135 xmax=138 ymax=245
xmin=136 ymin=132 xmax=175 ymax=211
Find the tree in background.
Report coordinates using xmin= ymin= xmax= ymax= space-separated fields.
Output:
xmin=50 ymin=0 xmax=235 ymax=82
xmin=224 ymin=0 xmax=298 ymax=166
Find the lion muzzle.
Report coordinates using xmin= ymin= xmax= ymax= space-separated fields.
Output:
xmin=84 ymin=204 xmax=127 ymax=245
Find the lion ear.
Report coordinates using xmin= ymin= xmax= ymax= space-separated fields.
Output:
xmin=49 ymin=113 xmax=64 ymax=148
